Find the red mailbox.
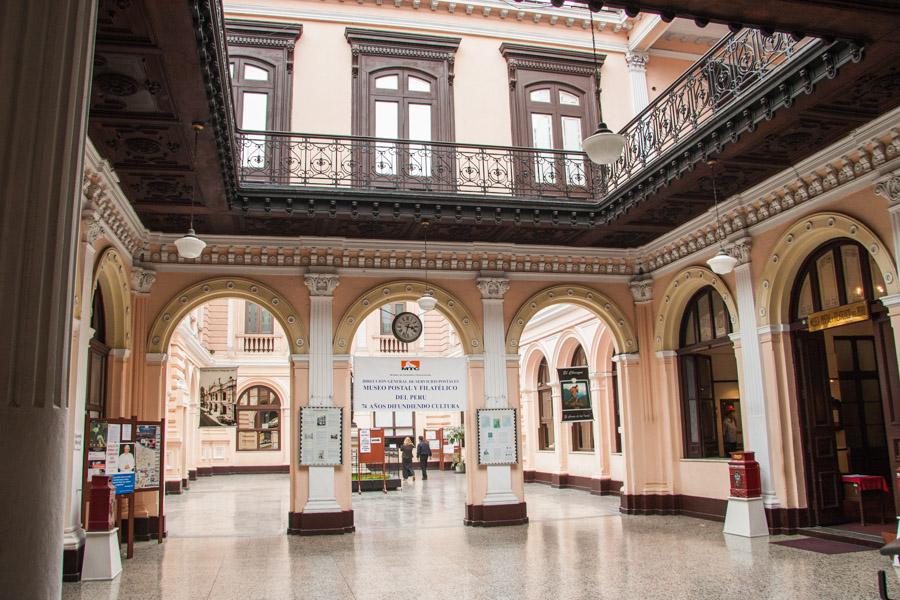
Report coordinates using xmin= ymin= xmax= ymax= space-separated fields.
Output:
xmin=88 ymin=475 xmax=116 ymax=532
xmin=728 ymin=451 xmax=761 ymax=499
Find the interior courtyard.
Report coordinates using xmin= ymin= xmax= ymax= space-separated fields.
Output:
xmin=2 ymin=0 xmax=900 ymax=598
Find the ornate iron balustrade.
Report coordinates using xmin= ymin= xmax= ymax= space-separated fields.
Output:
xmin=235 ymin=131 xmax=607 ymax=201
xmin=607 ymin=28 xmax=814 ymax=192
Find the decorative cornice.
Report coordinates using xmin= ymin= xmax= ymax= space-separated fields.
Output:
xmin=304 ymin=273 xmax=341 ymax=296
xmin=476 ymin=277 xmax=510 ymax=299
xmin=131 ymin=267 xmax=157 ymax=294
xmin=726 ymin=236 xmax=752 ymax=266
xmin=875 ymin=169 xmax=900 ymax=204
xmin=500 ymin=42 xmax=606 ymax=83
xmin=224 ymin=19 xmax=302 ymax=51
xmin=629 ymin=276 xmax=653 ymax=303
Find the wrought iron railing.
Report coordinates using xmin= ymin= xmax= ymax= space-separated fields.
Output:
xmin=232 ymin=28 xmax=816 ymax=203
xmin=607 ymin=28 xmax=814 ymax=190
xmin=236 ymin=131 xmax=606 ymax=200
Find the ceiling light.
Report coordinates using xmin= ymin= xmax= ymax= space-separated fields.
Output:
xmin=707 ymin=249 xmax=738 ymax=275
xmin=175 ymin=122 xmax=206 ymax=260
xmin=583 ymin=10 xmax=625 ymax=165
xmin=417 ymin=290 xmax=437 ymax=312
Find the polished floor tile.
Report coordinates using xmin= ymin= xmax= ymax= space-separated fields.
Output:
xmin=63 ymin=472 xmax=897 ymax=599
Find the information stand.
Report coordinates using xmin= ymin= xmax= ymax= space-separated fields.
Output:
xmin=82 ymin=415 xmax=165 ymax=558
xmin=357 ymin=428 xmax=386 ymax=494
xmin=424 ymin=428 xmax=444 ymax=470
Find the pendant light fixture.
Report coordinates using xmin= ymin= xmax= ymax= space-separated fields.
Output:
xmin=174 ymin=122 xmax=207 ymax=260
xmin=705 ymin=159 xmax=738 ymax=275
xmin=417 ymin=220 xmax=438 ymax=312
xmin=582 ymin=9 xmax=625 ymax=165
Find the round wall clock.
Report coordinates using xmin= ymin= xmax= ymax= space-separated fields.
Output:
xmin=391 ymin=311 xmax=423 ymax=343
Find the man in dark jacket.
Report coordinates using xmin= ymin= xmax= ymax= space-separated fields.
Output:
xmin=416 ymin=435 xmax=432 ymax=480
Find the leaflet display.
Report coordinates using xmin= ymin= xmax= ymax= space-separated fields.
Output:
xmin=86 ymin=419 xmax=163 ymax=494
xmin=476 ymin=408 xmax=518 ymax=465
xmin=299 ymin=407 xmax=343 ymax=466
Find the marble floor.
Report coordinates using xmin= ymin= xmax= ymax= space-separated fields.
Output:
xmin=63 ymin=472 xmax=896 ymax=600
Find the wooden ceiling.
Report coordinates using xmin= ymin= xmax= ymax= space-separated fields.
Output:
xmin=87 ymin=0 xmax=900 ymax=249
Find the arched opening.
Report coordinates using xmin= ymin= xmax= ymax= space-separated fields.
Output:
xmin=86 ymin=286 xmax=109 ymax=419
xmin=790 ymin=238 xmax=899 ymax=529
xmin=513 ymin=287 xmax=635 ymax=500
xmin=676 ymin=287 xmax=741 ymax=459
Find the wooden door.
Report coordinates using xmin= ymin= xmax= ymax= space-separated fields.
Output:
xmin=793 ymin=331 xmax=843 ymax=525
xmin=873 ymin=312 xmax=900 ymax=514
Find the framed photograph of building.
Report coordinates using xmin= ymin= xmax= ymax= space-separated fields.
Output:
xmin=199 ymin=368 xmax=238 ymax=427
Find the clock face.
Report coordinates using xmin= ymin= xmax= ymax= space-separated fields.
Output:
xmin=391 ymin=312 xmax=423 ymax=343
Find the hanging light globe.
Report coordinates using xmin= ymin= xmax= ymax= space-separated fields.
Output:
xmin=417 ymin=290 xmax=438 ymax=312
xmin=707 ymin=248 xmax=738 ymax=275
xmin=174 ymin=228 xmax=206 ymax=259
xmin=583 ymin=123 xmax=626 ymax=165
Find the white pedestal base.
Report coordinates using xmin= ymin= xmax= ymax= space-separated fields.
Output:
xmin=723 ymin=497 xmax=769 ymax=538
xmin=82 ymin=528 xmax=122 ymax=581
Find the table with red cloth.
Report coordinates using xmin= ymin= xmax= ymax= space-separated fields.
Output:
xmin=842 ymin=474 xmax=890 ymax=525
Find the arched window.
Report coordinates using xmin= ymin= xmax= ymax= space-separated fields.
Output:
xmin=678 ymin=287 xmax=741 ymax=459
xmin=791 ymin=239 xmax=887 ymax=322
xmin=569 ymin=344 xmax=594 ymax=452
xmin=537 ymin=357 xmax=554 ymax=451
xmin=237 ymin=385 xmax=281 ymax=451
xmin=86 ymin=287 xmax=109 ymax=419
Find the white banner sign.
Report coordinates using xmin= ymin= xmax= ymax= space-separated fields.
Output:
xmin=353 ymin=357 xmax=467 ymax=411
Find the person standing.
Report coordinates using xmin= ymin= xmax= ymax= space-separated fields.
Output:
xmin=401 ymin=437 xmax=415 ymax=481
xmin=416 ymin=435 xmax=432 ymax=480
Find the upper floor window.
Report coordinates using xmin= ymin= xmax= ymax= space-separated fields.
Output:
xmin=237 ymin=385 xmax=281 ymax=451
xmin=380 ymin=302 xmax=406 ymax=335
xmin=537 ymin=356 xmax=555 ymax=451
xmin=245 ymin=301 xmax=274 ymax=334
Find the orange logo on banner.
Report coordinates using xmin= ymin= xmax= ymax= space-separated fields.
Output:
xmin=401 ymin=360 xmax=420 ymax=370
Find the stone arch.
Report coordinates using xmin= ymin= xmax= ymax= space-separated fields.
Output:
xmin=333 ymin=280 xmax=482 ymax=354
xmin=505 ymin=285 xmax=637 ymax=355
xmin=655 ymin=266 xmax=739 ymax=351
xmin=91 ymin=247 xmax=133 ymax=349
xmin=591 ymin=326 xmax=614 ymax=373
xmin=552 ymin=331 xmax=591 ymax=371
xmin=757 ymin=212 xmax=900 ymax=327
xmin=147 ymin=277 xmax=306 ymax=354
xmin=521 ymin=345 xmax=550 ymax=388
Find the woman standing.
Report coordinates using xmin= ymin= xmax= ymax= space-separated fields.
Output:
xmin=401 ymin=437 xmax=415 ymax=481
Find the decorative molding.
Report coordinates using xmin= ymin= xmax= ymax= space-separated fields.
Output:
xmin=875 ymin=169 xmax=900 ymax=204
xmin=92 ymin=247 xmax=134 ymax=350
xmin=476 ymin=277 xmax=510 ymax=299
xmin=130 ymin=267 xmax=156 ymax=294
xmin=654 ymin=266 xmax=738 ymax=351
xmin=505 ymin=284 xmax=637 ymax=355
xmin=500 ymin=42 xmax=606 ymax=89
xmin=224 ymin=19 xmax=302 ymax=51
xmin=304 ymin=273 xmax=341 ymax=297
xmin=624 ymin=51 xmax=649 ymax=71
xmin=726 ymin=236 xmax=753 ymax=266
xmin=346 ymin=27 xmax=460 ymax=80
xmin=629 ymin=276 xmax=653 ymax=304
xmin=332 ymin=280 xmax=482 ymax=354
xmin=147 ymin=277 xmax=306 ymax=354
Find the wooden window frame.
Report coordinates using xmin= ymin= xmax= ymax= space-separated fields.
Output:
xmin=347 ymin=28 xmax=459 ymax=142
xmin=244 ymin=302 xmax=274 ymax=335
xmin=236 ymin=385 xmax=282 ymax=452
xmin=537 ymin=357 xmax=555 ymax=451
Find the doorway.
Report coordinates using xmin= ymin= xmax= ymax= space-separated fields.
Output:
xmin=791 ymin=239 xmax=899 ymax=528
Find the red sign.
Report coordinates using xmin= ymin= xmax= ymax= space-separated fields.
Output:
xmin=358 ymin=428 xmax=385 ymax=463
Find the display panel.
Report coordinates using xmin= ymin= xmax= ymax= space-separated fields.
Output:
xmin=476 ymin=408 xmax=518 ymax=465
xmin=557 ymin=366 xmax=594 ymax=422
xmin=299 ymin=407 xmax=343 ymax=466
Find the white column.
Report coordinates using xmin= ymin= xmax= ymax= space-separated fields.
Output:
xmin=0 ymin=0 xmax=97 ymax=596
xmin=303 ymin=273 xmax=341 ymax=513
xmin=729 ymin=237 xmax=777 ymax=505
xmin=476 ymin=277 xmax=518 ymax=505
xmin=625 ymin=51 xmax=650 ymax=114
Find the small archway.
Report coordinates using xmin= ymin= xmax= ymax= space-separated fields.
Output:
xmin=92 ymin=247 xmax=133 ymax=350
xmin=147 ymin=277 xmax=306 ymax=354
xmin=655 ymin=266 xmax=739 ymax=352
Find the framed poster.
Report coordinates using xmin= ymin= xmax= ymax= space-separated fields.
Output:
xmin=477 ymin=408 xmax=518 ymax=465
xmin=299 ymin=407 xmax=343 ymax=466
xmin=199 ymin=368 xmax=238 ymax=427
xmin=134 ymin=424 xmax=161 ymax=490
xmin=557 ymin=367 xmax=594 ymax=422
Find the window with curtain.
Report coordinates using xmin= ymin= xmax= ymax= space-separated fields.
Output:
xmin=569 ymin=344 xmax=595 ymax=452
xmin=236 ymin=385 xmax=281 ymax=451
xmin=245 ymin=302 xmax=274 ymax=334
xmin=537 ymin=357 xmax=555 ymax=450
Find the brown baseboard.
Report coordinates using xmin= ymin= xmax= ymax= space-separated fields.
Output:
xmin=678 ymin=495 xmax=728 ymax=522
xmin=525 ymin=471 xmax=621 ymax=495
xmin=182 ymin=477 xmax=189 ymax=490
xmin=121 ymin=515 xmax=167 ymax=543
xmin=165 ymin=480 xmax=183 ymax=495
xmin=765 ymin=506 xmax=810 ymax=535
xmin=464 ymin=502 xmax=528 ymax=527
xmin=196 ymin=464 xmax=289 ymax=476
xmin=619 ymin=493 xmax=679 ymax=515
xmin=188 ymin=469 xmax=198 ymax=481
xmin=288 ymin=510 xmax=355 ymax=535
xmin=62 ymin=543 xmax=85 ymax=582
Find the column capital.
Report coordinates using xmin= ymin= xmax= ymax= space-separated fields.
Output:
xmin=131 ymin=267 xmax=156 ymax=294
xmin=145 ymin=352 xmax=168 ymax=366
xmin=625 ymin=51 xmax=649 ymax=71
xmin=629 ymin=275 xmax=653 ymax=304
xmin=476 ymin=277 xmax=510 ymax=299
xmin=304 ymin=273 xmax=340 ymax=296
xmin=725 ymin=236 xmax=753 ymax=266
xmin=82 ymin=217 xmax=105 ymax=245
xmin=612 ymin=352 xmax=640 ymax=364
xmin=875 ymin=169 xmax=900 ymax=204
